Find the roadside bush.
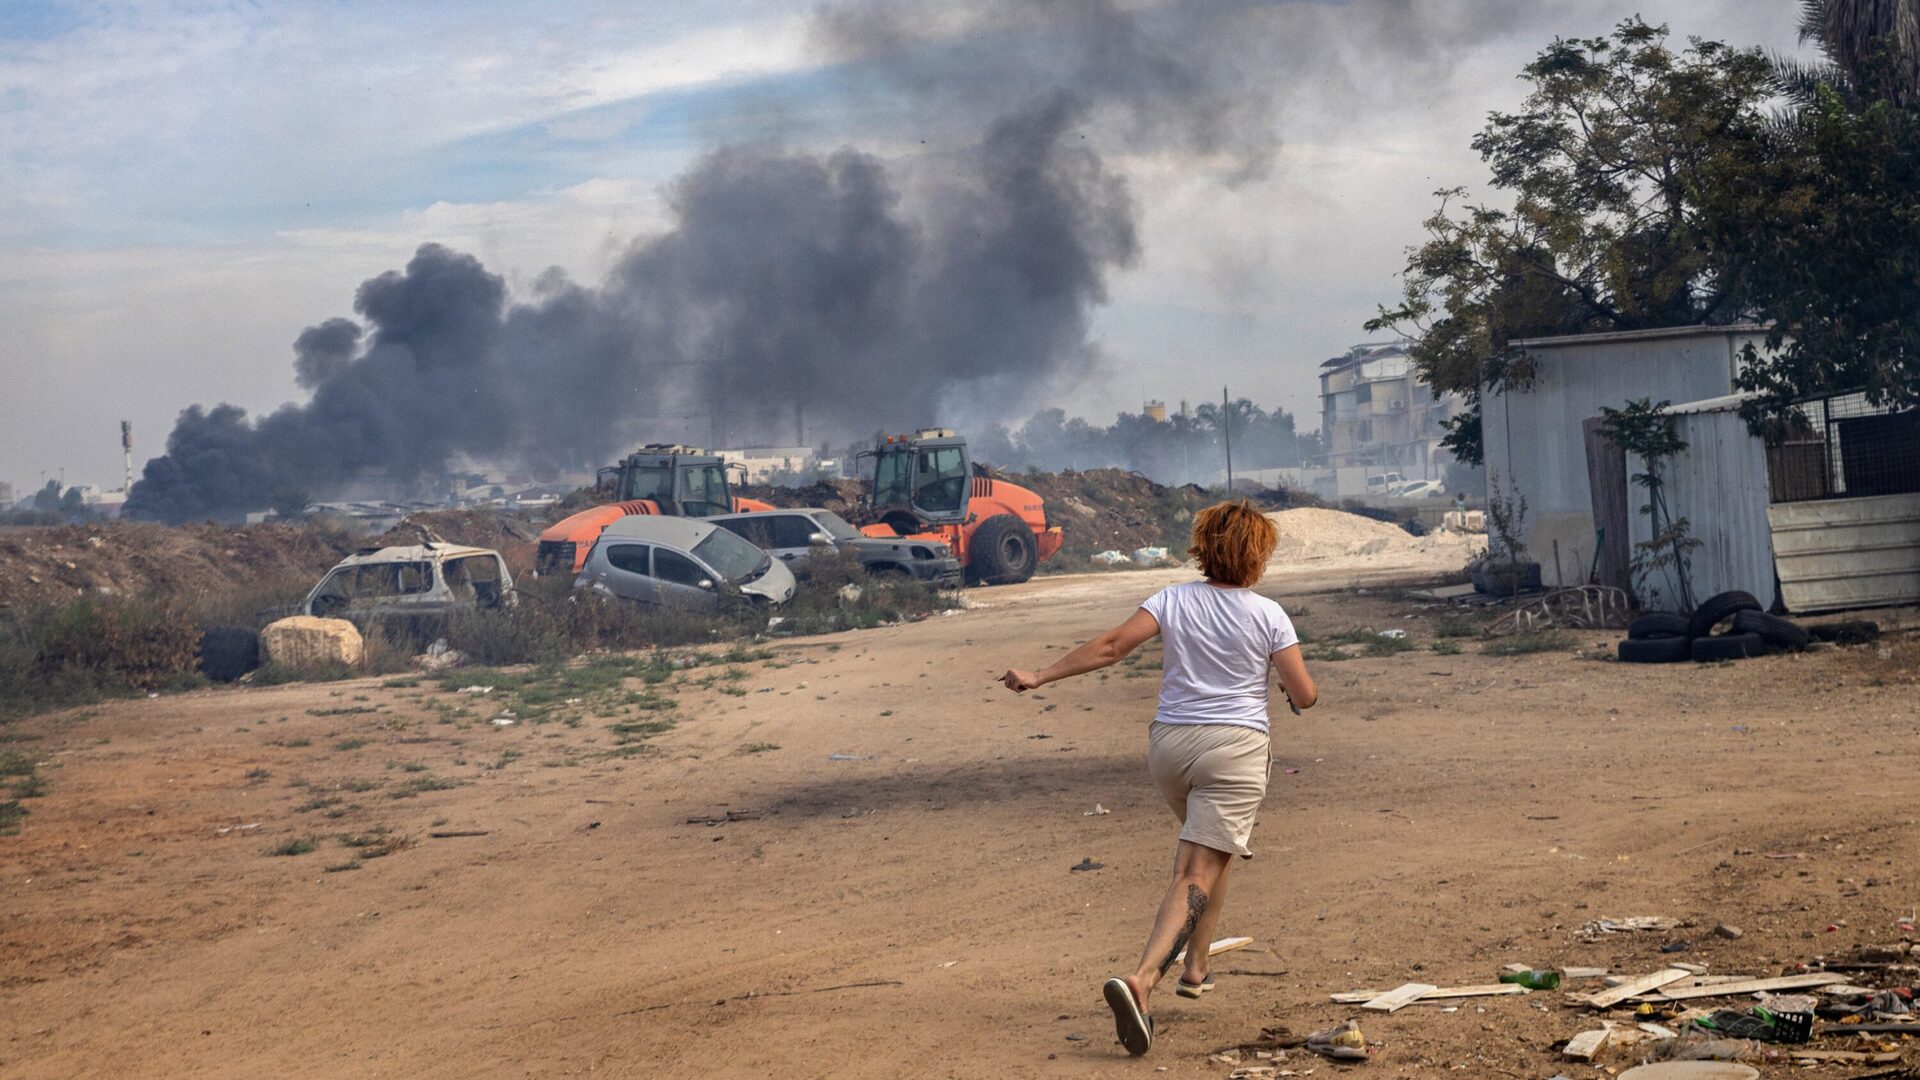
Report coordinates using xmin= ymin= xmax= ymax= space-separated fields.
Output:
xmin=0 ymin=595 xmax=204 ymax=720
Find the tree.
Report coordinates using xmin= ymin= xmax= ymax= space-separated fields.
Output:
xmin=1708 ymin=4 xmax=1920 ymax=433
xmin=30 ymin=480 xmax=61 ymax=513
xmin=1777 ymin=0 xmax=1920 ymax=107
xmin=1369 ymin=20 xmax=1775 ymax=463
xmin=1600 ymin=399 xmax=1701 ymax=610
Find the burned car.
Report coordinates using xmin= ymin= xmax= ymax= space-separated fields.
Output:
xmin=302 ymin=543 xmax=515 ymax=625
xmin=708 ymin=508 xmax=963 ymax=587
xmin=574 ymin=515 xmax=796 ymax=611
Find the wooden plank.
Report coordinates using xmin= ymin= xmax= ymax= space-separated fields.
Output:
xmin=1563 ymin=967 xmax=1608 ymax=980
xmin=1360 ymin=983 xmax=1438 ymax=1013
xmin=1789 ymin=1049 xmax=1901 ymax=1064
xmin=1329 ymin=984 xmax=1525 ymax=1004
xmin=1582 ymin=969 xmax=1692 ymax=1009
xmin=1173 ymin=936 xmax=1254 ymax=964
xmin=1648 ymin=972 xmax=1844 ymax=1001
xmin=1562 ymin=1028 xmax=1611 ymax=1060
xmin=1582 ymin=416 xmax=1631 ymax=591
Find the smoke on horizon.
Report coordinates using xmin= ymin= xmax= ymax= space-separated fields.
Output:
xmin=123 ymin=0 xmax=1521 ymax=522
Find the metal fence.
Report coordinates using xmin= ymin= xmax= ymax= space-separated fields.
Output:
xmin=1767 ymin=391 xmax=1920 ymax=504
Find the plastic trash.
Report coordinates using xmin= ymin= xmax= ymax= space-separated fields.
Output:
xmin=1090 ymin=550 xmax=1129 ymax=566
xmin=1377 ymin=628 xmax=1408 ymax=640
xmin=1132 ymin=546 xmax=1170 ymax=567
xmin=1498 ymin=969 xmax=1562 ymax=990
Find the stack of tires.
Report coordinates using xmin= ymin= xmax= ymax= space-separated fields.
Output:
xmin=1617 ymin=590 xmax=1810 ymax=664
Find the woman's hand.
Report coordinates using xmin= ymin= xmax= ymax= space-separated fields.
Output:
xmin=1000 ymin=669 xmax=1043 ymax=693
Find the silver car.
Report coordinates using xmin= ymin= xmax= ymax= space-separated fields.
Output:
xmin=573 ymin=515 xmax=796 ymax=610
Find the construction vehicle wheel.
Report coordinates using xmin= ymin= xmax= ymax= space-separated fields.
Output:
xmin=970 ymin=514 xmax=1037 ymax=585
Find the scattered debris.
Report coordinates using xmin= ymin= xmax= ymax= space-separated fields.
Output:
xmin=1563 ymin=1025 xmax=1613 ymax=1060
xmin=428 ymin=830 xmax=490 ymax=838
xmin=457 ymin=685 xmax=495 ymax=695
xmin=686 ymin=809 xmax=763 ymax=826
xmin=490 ymin=716 xmax=515 ymax=727
xmin=1360 ymin=982 xmax=1438 ymax=1012
xmin=214 ymin=822 xmax=260 ymax=835
xmin=1174 ymin=936 xmax=1255 ymax=964
xmin=1068 ymin=857 xmax=1104 ymax=872
xmin=1578 ymin=915 xmax=1682 ymax=939
xmin=826 ymin=753 xmax=874 ymax=761
xmin=1082 ymin=803 xmax=1109 ymax=816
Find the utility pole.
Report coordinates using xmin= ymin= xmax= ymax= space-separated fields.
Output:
xmin=1222 ymin=385 xmax=1233 ymax=494
xmin=121 ymin=421 xmax=133 ymax=493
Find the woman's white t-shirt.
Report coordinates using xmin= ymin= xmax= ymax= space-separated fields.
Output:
xmin=1139 ymin=581 xmax=1299 ymax=734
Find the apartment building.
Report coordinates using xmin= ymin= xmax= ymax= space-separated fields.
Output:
xmin=1317 ymin=341 xmax=1458 ymax=479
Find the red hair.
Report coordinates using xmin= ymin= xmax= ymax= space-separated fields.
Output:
xmin=1188 ymin=500 xmax=1277 ymax=587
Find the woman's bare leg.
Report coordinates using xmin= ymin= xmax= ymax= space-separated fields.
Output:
xmin=1122 ymin=840 xmax=1233 ymax=1010
xmin=1184 ymin=857 xmax=1232 ymax=984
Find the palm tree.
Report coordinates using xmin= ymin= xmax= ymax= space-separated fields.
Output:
xmin=1781 ymin=0 xmax=1920 ymax=106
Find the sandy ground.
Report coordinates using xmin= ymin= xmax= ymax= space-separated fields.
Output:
xmin=4 ymin=555 xmax=1919 ymax=1079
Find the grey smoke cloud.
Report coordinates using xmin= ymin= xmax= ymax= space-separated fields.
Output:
xmin=121 ymin=0 xmax=1648 ymax=522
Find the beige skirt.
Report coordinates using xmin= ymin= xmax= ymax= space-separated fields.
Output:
xmin=1147 ymin=720 xmax=1272 ymax=858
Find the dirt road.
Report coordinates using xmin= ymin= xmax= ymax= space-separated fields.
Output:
xmin=3 ymin=562 xmax=1918 ymax=1078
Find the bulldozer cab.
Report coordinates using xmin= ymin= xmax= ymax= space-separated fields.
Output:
xmin=614 ymin=446 xmax=743 ymax=518
xmin=863 ymin=430 xmax=970 ymax=528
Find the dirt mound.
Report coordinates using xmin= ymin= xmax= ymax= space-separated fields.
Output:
xmin=734 ymin=479 xmax=865 ymax=515
xmin=1265 ymin=506 xmax=1484 ymax=570
xmin=0 ymin=510 xmax=553 ymax=614
xmin=0 ymin=521 xmax=358 ymax=612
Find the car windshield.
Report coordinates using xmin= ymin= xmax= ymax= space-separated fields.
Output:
xmin=691 ymin=527 xmax=768 ymax=583
xmin=811 ymin=511 xmax=859 ymax=541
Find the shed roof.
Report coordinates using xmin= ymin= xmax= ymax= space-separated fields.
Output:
xmin=1511 ymin=323 xmax=1768 ymax=349
xmin=1664 ymin=391 xmax=1760 ymax=416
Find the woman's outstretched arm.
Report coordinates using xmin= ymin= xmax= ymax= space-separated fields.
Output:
xmin=1270 ymin=643 xmax=1317 ymax=710
xmin=1001 ymin=609 xmax=1161 ymax=693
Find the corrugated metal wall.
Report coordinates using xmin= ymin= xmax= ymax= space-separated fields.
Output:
xmin=1482 ymin=329 xmax=1759 ymax=586
xmin=1769 ymin=493 xmax=1920 ymax=612
xmin=1626 ymin=407 xmax=1777 ymax=612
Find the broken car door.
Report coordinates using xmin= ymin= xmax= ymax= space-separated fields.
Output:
xmin=651 ymin=547 xmax=720 ymax=610
xmin=591 ymin=542 xmax=657 ymax=606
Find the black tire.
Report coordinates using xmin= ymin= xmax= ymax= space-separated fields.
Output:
xmin=197 ymin=625 xmax=260 ymax=683
xmin=1809 ymin=619 xmax=1880 ymax=645
xmin=1628 ymin=613 xmax=1692 ymax=641
xmin=1618 ymin=636 xmax=1692 ymax=663
xmin=1691 ymin=632 xmax=1768 ymax=662
xmin=969 ymin=514 xmax=1038 ymax=585
xmin=1730 ymin=610 xmax=1811 ymax=650
xmin=1688 ymin=590 xmax=1762 ymax=639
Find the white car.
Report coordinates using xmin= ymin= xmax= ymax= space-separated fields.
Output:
xmin=1397 ymin=480 xmax=1447 ymax=499
xmin=304 ymin=542 xmax=515 ymax=622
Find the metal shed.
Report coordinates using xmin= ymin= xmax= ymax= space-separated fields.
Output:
xmin=1482 ymin=324 xmax=1769 ymax=587
xmin=1622 ymin=394 xmax=1777 ymax=612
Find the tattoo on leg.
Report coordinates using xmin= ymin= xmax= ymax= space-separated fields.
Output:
xmin=1156 ymin=883 xmax=1210 ymax=978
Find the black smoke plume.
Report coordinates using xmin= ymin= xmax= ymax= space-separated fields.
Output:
xmin=126 ymin=1 xmax=1295 ymax=522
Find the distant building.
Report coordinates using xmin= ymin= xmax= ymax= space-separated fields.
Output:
xmin=718 ymin=446 xmax=817 ymax=484
xmin=1317 ymin=342 xmax=1460 ymax=482
xmin=1143 ymin=400 xmax=1168 ymax=423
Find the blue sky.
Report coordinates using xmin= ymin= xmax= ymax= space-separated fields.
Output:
xmin=0 ymin=0 xmax=1809 ymax=497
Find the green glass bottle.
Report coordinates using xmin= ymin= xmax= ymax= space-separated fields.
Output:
xmin=1497 ymin=969 xmax=1562 ymax=990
